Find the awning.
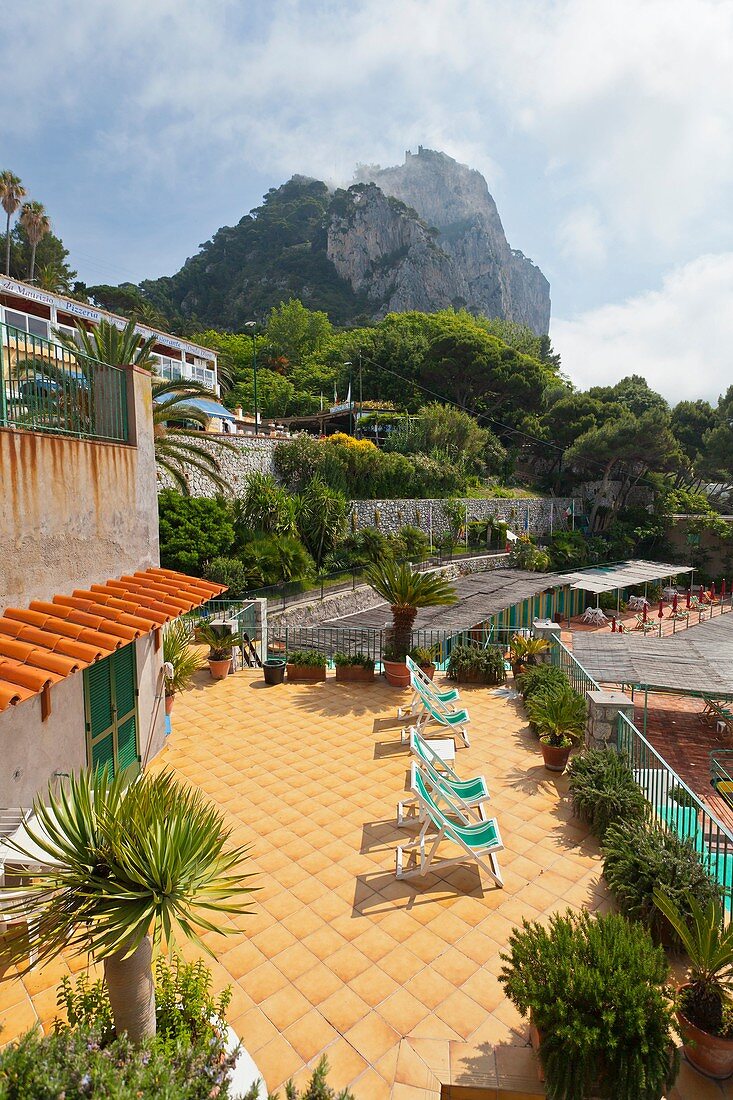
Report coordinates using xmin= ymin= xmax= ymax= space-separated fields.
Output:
xmin=155 ymin=396 xmax=237 ymax=421
xmin=563 ymin=560 xmax=693 ymax=595
xmin=0 ymin=567 xmax=226 ymax=712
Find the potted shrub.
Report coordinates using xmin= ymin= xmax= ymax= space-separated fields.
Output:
xmin=197 ymin=623 xmax=242 ymax=681
xmin=162 ymin=619 xmax=205 ymax=713
xmin=525 ymin=683 xmax=587 ymax=772
xmin=333 ymin=651 xmax=375 ymax=683
xmin=286 ymin=649 xmax=328 ymax=682
xmin=364 ymin=561 xmax=456 ymax=687
xmin=262 ymin=658 xmax=286 ymax=686
xmin=654 ymin=890 xmax=733 ymax=1080
xmin=499 ymin=908 xmax=679 ymax=1099
xmin=568 ymin=748 xmax=647 ymax=840
xmin=508 ymin=634 xmax=549 ymax=678
xmin=516 ymin=663 xmax=569 ymax=701
xmin=446 ymin=643 xmax=506 ymax=685
xmin=603 ymin=820 xmax=721 ymax=946
xmin=408 ymin=645 xmax=437 ymax=680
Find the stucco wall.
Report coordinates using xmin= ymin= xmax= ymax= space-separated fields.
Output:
xmin=0 ymin=366 xmax=159 ymax=611
xmin=0 ymin=673 xmax=87 ymax=807
xmin=136 ymin=634 xmax=167 ymax=767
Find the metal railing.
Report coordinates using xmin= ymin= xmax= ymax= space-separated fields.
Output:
xmin=0 ymin=321 xmax=129 ymax=443
xmin=268 ymin=624 xmax=521 ymax=671
xmin=184 ymin=598 xmax=258 ymax=640
xmin=618 ymin=712 xmax=733 ymax=922
xmin=549 ymin=634 xmax=600 ymax=695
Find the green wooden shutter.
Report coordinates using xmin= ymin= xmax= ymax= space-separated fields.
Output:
xmin=113 ymin=644 xmax=139 ymax=775
xmin=84 ymin=644 xmax=139 ymax=779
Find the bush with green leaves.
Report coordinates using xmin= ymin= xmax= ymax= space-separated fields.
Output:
xmin=668 ymin=782 xmax=698 ymax=809
xmin=516 ymin=664 xmax=569 ymax=701
xmin=158 ymin=490 xmax=235 ymax=574
xmin=602 ymin=819 xmax=721 ymax=945
xmin=391 ymin=525 xmax=430 ymax=562
xmin=247 ymin=533 xmax=315 ymax=587
xmin=244 ymin=1055 xmax=354 ymax=1100
xmin=446 ymin=643 xmax=506 ymax=684
xmin=499 ymin=909 xmax=679 ymax=1100
xmin=525 ymin=684 xmax=587 ymax=748
xmin=286 ymin=649 xmax=327 ymax=667
xmin=568 ymin=749 xmax=647 ymax=840
xmin=0 ymin=959 xmax=235 ymax=1100
xmin=332 ymin=651 xmax=374 ymax=669
xmin=204 ymin=555 xmax=261 ymax=598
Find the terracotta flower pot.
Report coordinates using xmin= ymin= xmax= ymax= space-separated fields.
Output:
xmin=286 ymin=664 xmax=326 ymax=682
xmin=383 ymin=659 xmax=410 ymax=688
xmin=335 ymin=665 xmax=375 ymax=683
xmin=165 ymin=694 xmax=175 ymax=715
xmin=540 ymin=741 xmax=572 ymax=772
xmin=209 ymin=657 xmax=232 ymax=680
xmin=677 ymin=987 xmax=733 ymax=1079
xmin=418 ymin=663 xmax=436 ymax=680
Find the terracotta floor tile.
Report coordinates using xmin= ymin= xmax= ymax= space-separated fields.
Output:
xmin=317 ymin=1036 xmax=369 ymax=1092
xmin=292 ymin=961 xmax=344 ymax=1005
xmin=348 ymin=965 xmax=400 ymax=1008
xmin=327 ymin=945 xmax=372 ymax=982
xmin=379 ymin=988 xmax=431 ymax=1033
xmin=230 ymin=1005 xmax=280 ymax=1054
xmin=433 ymin=988 xmax=487 ymax=1040
xmin=254 ymin=1033 xmax=303 ymax=1093
xmin=282 ymin=1007 xmax=339 ymax=1063
xmin=245 ymin=961 xmax=290 ymax=1004
xmin=319 ymin=986 xmax=371 ymax=1033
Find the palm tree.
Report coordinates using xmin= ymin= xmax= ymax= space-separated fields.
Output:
xmin=364 ymin=560 xmax=457 ymax=659
xmin=35 ymin=261 xmax=71 ymax=293
xmin=19 ymin=200 xmax=51 ymax=283
xmin=55 ymin=319 xmax=236 ymax=491
xmin=3 ymin=767 xmax=255 ymax=1043
xmin=0 ymin=170 xmax=25 ymax=275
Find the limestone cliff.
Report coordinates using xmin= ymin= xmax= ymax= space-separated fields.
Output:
xmin=352 ymin=148 xmax=550 ymax=333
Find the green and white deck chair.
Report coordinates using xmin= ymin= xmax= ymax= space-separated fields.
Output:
xmin=397 ymin=753 xmax=490 ymax=826
xmin=403 ymin=676 xmax=470 ymax=748
xmin=398 ymin=656 xmax=460 ymax=719
xmin=395 ymin=766 xmax=504 ymax=887
xmin=408 ymin=727 xmax=457 ymax=771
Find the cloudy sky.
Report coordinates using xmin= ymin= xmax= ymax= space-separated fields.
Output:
xmin=3 ymin=0 xmax=732 ymax=402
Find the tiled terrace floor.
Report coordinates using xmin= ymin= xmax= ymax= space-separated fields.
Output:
xmin=1 ymin=671 xmax=731 ymax=1098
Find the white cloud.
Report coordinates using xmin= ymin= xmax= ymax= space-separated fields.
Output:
xmin=557 ymin=206 xmax=608 ymax=267
xmin=552 ymin=253 xmax=733 ymax=403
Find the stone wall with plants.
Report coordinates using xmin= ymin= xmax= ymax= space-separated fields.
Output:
xmin=157 ymin=435 xmax=280 ymax=496
xmin=348 ymin=496 xmax=577 ymax=539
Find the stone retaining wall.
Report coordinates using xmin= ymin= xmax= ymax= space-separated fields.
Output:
xmin=157 ymin=435 xmax=279 ymax=495
xmin=348 ymin=497 xmax=576 ymax=539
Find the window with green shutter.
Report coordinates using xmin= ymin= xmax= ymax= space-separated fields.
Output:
xmin=83 ymin=644 xmax=140 ymax=779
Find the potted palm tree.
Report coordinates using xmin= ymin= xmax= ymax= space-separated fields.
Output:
xmin=196 ymin=623 xmax=242 ymax=680
xmin=364 ymin=562 xmax=457 ymax=687
xmin=3 ymin=767 xmax=254 ymax=1044
xmin=526 ymin=684 xmax=587 ymax=772
xmin=509 ymin=634 xmax=549 ymax=678
xmin=654 ymin=889 xmax=733 ymax=1079
xmin=162 ymin=619 xmax=205 ymax=713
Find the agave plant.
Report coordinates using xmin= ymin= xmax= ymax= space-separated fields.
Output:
xmin=364 ymin=561 xmax=456 ymax=659
xmin=55 ymin=317 xmax=158 ymax=371
xmin=3 ymin=768 xmax=255 ymax=1043
xmin=162 ymin=619 xmax=205 ymax=699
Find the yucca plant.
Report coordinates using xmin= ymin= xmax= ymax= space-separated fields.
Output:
xmin=654 ymin=889 xmax=733 ymax=1037
xmin=196 ymin=622 xmax=243 ymax=662
xmin=2 ymin=768 xmax=255 ymax=1044
xmin=364 ymin=561 xmax=456 ymax=659
xmin=525 ymin=683 xmax=587 ymax=748
xmin=163 ymin=619 xmax=205 ymax=700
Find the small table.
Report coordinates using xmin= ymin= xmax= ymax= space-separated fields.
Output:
xmin=628 ymin=596 xmax=649 ymax=611
xmin=582 ymin=607 xmax=608 ymax=626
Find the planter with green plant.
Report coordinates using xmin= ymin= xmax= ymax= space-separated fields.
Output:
xmin=508 ymin=634 xmax=549 ymax=678
xmin=286 ymin=649 xmax=328 ymax=682
xmin=196 ymin=623 xmax=243 ymax=681
xmin=446 ymin=643 xmax=506 ymax=685
xmin=516 ymin=663 xmax=569 ymax=702
xmin=499 ymin=908 xmax=679 ymax=1099
xmin=364 ymin=561 xmax=456 ymax=687
xmin=603 ymin=820 xmax=721 ymax=946
xmin=525 ymin=683 xmax=587 ymax=772
xmin=333 ymin=651 xmax=376 ymax=683
xmin=408 ymin=645 xmax=438 ymax=680
xmin=654 ymin=890 xmax=733 ymax=1079
xmin=163 ymin=619 xmax=205 ymax=713
xmin=568 ymin=748 xmax=647 ymax=839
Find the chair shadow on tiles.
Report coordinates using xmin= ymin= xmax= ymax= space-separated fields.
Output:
xmin=503 ymin=762 xmax=564 ymax=798
xmin=360 ymin=818 xmax=404 ymax=855
xmin=351 ymin=865 xmax=485 ymax=918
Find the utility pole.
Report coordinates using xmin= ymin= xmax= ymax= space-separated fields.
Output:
xmin=244 ymin=321 xmax=258 ymax=432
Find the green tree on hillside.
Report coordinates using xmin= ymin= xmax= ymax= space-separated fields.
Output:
xmin=265 ymin=298 xmax=334 ymax=366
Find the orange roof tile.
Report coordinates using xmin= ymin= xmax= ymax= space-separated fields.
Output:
xmin=0 ymin=567 xmax=226 ymax=713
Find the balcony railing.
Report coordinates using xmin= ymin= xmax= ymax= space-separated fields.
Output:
xmin=156 ymin=359 xmax=216 ymax=390
xmin=0 ymin=322 xmax=129 ymax=443
xmin=618 ymin=711 xmax=733 ymax=923
xmin=549 ymin=634 xmax=600 ymax=695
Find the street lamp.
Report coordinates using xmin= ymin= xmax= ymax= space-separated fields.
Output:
xmin=244 ymin=321 xmax=258 ymax=432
